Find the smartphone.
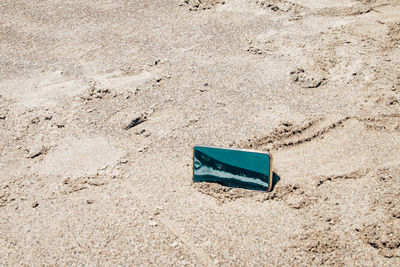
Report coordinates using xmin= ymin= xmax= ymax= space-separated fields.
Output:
xmin=193 ymin=145 xmax=273 ymax=191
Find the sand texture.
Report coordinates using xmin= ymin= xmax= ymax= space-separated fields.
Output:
xmin=1 ymin=0 xmax=400 ymax=265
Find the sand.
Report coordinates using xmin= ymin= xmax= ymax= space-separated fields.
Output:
xmin=1 ymin=0 xmax=400 ymax=265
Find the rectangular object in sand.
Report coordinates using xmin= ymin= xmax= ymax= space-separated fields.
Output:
xmin=193 ymin=145 xmax=273 ymax=191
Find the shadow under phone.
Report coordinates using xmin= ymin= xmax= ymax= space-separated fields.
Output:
xmin=270 ymin=172 xmax=281 ymax=191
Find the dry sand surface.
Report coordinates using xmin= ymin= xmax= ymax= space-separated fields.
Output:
xmin=1 ymin=0 xmax=400 ymax=265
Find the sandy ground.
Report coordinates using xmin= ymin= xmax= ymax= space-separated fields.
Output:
xmin=1 ymin=0 xmax=400 ymax=265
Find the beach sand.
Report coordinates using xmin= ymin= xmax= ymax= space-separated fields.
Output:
xmin=1 ymin=0 xmax=400 ymax=265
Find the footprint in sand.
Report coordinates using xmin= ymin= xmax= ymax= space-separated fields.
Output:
xmin=0 ymin=71 xmax=86 ymax=107
xmin=272 ymin=118 xmax=400 ymax=183
xmin=33 ymin=136 xmax=123 ymax=178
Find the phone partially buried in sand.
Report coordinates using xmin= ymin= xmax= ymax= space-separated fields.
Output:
xmin=193 ymin=145 xmax=273 ymax=191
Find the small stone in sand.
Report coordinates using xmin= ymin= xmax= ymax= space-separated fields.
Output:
xmin=148 ymin=221 xmax=158 ymax=226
